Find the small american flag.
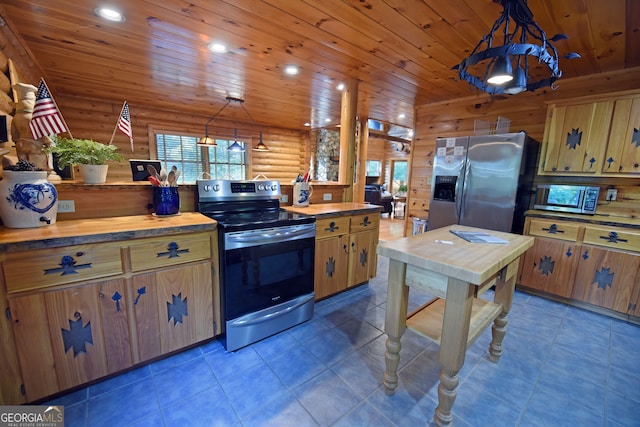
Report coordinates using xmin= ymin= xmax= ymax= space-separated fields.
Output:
xmin=29 ymin=79 xmax=68 ymax=139
xmin=117 ymin=101 xmax=133 ymax=150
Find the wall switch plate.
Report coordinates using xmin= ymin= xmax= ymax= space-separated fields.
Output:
xmin=58 ymin=200 xmax=75 ymax=213
xmin=606 ymin=189 xmax=617 ymax=201
xmin=323 ymin=193 xmax=332 ymax=201
xmin=280 ymin=195 xmax=288 ymax=203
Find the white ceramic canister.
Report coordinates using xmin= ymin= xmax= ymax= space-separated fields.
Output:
xmin=293 ymin=182 xmax=313 ymax=207
xmin=0 ymin=170 xmax=58 ymax=228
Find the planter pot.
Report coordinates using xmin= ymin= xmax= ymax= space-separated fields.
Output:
xmin=0 ymin=170 xmax=58 ymax=228
xmin=79 ymin=164 xmax=109 ymax=184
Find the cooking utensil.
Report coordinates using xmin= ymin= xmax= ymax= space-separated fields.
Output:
xmin=159 ymin=168 xmax=168 ymax=186
xmin=167 ymin=170 xmax=176 ymax=187
xmin=147 ymin=164 xmax=160 ymax=181
xmin=148 ymin=175 xmax=161 ymax=187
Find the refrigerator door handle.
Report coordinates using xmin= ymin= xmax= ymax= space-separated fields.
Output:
xmin=455 ymin=167 xmax=464 ymax=221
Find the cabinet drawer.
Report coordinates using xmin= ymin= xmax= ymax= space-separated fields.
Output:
xmin=350 ymin=213 xmax=379 ymax=233
xmin=316 ymin=217 xmax=351 ymax=239
xmin=527 ymin=219 xmax=581 ymax=242
xmin=129 ymin=233 xmax=211 ymax=272
xmin=3 ymin=242 xmax=123 ymax=293
xmin=583 ymin=226 xmax=640 ymax=252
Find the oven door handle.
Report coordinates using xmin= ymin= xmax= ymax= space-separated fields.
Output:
xmin=225 ymin=226 xmax=315 ymax=248
xmin=230 ymin=294 xmax=314 ymax=327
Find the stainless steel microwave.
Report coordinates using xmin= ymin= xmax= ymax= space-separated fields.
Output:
xmin=534 ymin=184 xmax=600 ymax=215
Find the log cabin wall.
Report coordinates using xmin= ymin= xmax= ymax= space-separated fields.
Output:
xmin=53 ymin=96 xmax=310 ymax=184
xmin=407 ymin=67 xmax=640 ymax=236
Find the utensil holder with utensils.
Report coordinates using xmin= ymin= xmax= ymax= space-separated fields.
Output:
xmin=153 ymin=187 xmax=180 ymax=216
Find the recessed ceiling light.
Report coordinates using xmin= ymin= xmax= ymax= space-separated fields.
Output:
xmin=208 ymin=42 xmax=227 ymax=53
xmin=304 ymin=122 xmax=311 ymax=127
xmin=398 ymin=113 xmax=406 ymax=119
xmin=324 ymin=118 xmax=331 ymax=123
xmin=336 ymin=83 xmax=345 ymax=91
xmin=284 ymin=65 xmax=299 ymax=75
xmin=95 ymin=7 xmax=125 ymax=22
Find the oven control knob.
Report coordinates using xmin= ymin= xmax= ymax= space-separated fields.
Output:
xmin=257 ymin=184 xmax=264 ymax=191
xmin=213 ymin=184 xmax=220 ymax=192
xmin=271 ymin=185 xmax=277 ymax=191
xmin=203 ymin=184 xmax=211 ymax=192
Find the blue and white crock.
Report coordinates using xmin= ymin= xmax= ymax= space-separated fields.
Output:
xmin=0 ymin=170 xmax=58 ymax=228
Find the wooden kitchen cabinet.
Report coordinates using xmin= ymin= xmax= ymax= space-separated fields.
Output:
xmin=10 ymin=278 xmax=131 ymax=401
xmin=131 ymin=261 xmax=213 ymax=361
xmin=571 ymin=224 xmax=640 ymax=314
xmin=603 ymin=96 xmax=640 ymax=174
xmin=519 ymin=236 xmax=579 ymax=298
xmin=347 ymin=213 xmax=379 ymax=288
xmin=520 ymin=216 xmax=640 ymax=318
xmin=314 ymin=217 xmax=350 ymax=299
xmin=571 ymin=245 xmax=640 ymax=313
xmin=0 ymin=216 xmax=218 ymax=404
xmin=313 ymin=211 xmax=380 ymax=299
xmin=541 ymin=101 xmax=614 ymax=174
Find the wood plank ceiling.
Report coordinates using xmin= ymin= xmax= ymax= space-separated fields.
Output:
xmin=1 ymin=0 xmax=638 ymax=132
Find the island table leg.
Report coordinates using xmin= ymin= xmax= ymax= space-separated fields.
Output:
xmin=383 ymin=259 xmax=408 ymax=395
xmin=489 ymin=260 xmax=518 ymax=362
xmin=434 ymin=278 xmax=475 ymax=427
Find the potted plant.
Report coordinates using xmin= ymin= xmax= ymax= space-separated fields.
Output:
xmin=46 ymin=137 xmax=124 ymax=184
xmin=397 ymin=184 xmax=408 ymax=196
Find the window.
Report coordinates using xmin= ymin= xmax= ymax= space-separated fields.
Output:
xmin=154 ymin=132 xmax=247 ymax=183
xmin=366 ymin=160 xmax=381 ymax=177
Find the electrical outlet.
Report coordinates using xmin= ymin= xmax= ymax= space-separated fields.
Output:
xmin=58 ymin=200 xmax=75 ymax=213
xmin=606 ymin=189 xmax=617 ymax=201
xmin=323 ymin=193 xmax=332 ymax=201
xmin=280 ymin=194 xmax=288 ymax=203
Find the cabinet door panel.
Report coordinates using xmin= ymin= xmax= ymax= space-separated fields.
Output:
xmin=604 ymin=97 xmax=640 ymax=174
xmin=97 ymin=280 xmax=132 ymax=373
xmin=156 ymin=266 xmax=197 ymax=353
xmin=348 ymin=230 xmax=377 ymax=287
xmin=572 ymin=246 xmax=640 ymax=313
xmin=544 ymin=102 xmax=613 ymax=174
xmin=519 ymin=237 xmax=578 ymax=298
xmin=314 ymin=235 xmax=349 ymax=299
xmin=131 ymin=272 xmax=162 ymax=362
xmin=45 ymin=284 xmax=109 ymax=390
xmin=132 ymin=262 xmax=213 ymax=361
xmin=9 ymin=293 xmax=59 ymax=401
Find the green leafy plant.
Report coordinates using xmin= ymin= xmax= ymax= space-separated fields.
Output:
xmin=46 ymin=137 xmax=124 ymax=168
xmin=398 ymin=184 xmax=408 ymax=193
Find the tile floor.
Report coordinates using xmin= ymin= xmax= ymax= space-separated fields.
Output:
xmin=47 ymin=255 xmax=640 ymax=427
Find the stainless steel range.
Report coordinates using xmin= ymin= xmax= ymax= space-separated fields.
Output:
xmin=196 ymin=179 xmax=316 ymax=351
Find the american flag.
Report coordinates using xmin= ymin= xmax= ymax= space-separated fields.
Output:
xmin=29 ymin=79 xmax=68 ymax=139
xmin=117 ymin=101 xmax=133 ymax=150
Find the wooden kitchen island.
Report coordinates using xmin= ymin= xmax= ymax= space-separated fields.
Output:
xmin=377 ymin=225 xmax=533 ymax=427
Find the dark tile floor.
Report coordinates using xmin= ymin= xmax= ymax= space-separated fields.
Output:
xmin=47 ymin=256 xmax=640 ymax=426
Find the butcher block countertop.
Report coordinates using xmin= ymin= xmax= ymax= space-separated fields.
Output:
xmin=0 ymin=212 xmax=216 ymax=253
xmin=378 ymin=225 xmax=534 ymax=285
xmin=283 ymin=202 xmax=382 ymax=218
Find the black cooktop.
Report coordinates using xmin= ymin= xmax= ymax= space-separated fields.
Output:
xmin=199 ymin=206 xmax=314 ymax=231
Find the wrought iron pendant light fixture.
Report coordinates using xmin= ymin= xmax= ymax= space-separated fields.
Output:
xmin=453 ymin=0 xmax=580 ymax=95
xmin=198 ymin=96 xmax=269 ymax=151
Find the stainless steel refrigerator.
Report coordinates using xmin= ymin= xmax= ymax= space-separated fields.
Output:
xmin=427 ymin=132 xmax=539 ymax=234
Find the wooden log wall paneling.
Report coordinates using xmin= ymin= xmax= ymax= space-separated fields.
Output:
xmin=55 ymin=95 xmax=309 ymax=184
xmin=406 ymin=66 xmax=640 ymax=236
